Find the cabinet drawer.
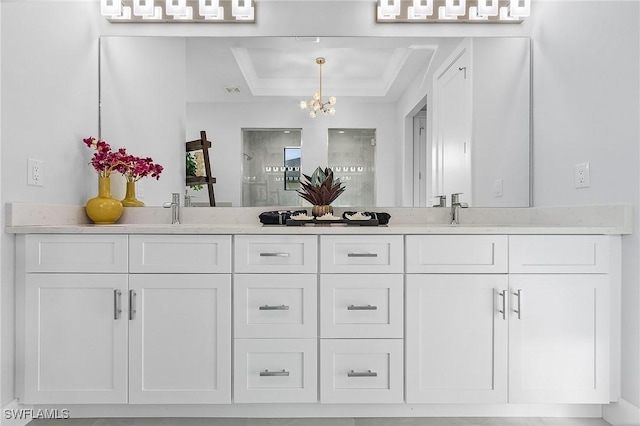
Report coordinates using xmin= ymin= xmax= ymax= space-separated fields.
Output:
xmin=320 ymin=339 xmax=403 ymax=404
xmin=23 ymin=234 xmax=128 ymax=273
xmin=406 ymin=235 xmax=508 ymax=273
xmin=234 ymin=339 xmax=317 ymax=403
xmin=234 ymin=274 xmax=317 ymax=338
xmin=320 ymin=235 xmax=403 ymax=274
xmin=234 ymin=235 xmax=317 ymax=273
xmin=130 ymin=235 xmax=231 ymax=273
xmin=509 ymin=236 xmax=609 ymax=273
xmin=320 ymin=274 xmax=403 ymax=338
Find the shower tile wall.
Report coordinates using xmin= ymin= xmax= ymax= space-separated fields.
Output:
xmin=328 ymin=129 xmax=376 ymax=207
xmin=242 ymin=129 xmax=302 ymax=207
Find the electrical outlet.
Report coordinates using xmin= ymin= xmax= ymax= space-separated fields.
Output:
xmin=574 ymin=162 xmax=590 ymax=189
xmin=27 ymin=158 xmax=43 ymax=186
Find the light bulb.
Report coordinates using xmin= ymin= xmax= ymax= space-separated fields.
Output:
xmin=309 ymin=111 xmax=316 ymax=118
xmin=313 ymin=103 xmax=320 ymax=111
xmin=328 ymin=96 xmax=336 ymax=105
xmin=329 ymin=108 xmax=336 ymax=116
xmin=313 ymin=92 xmax=320 ymax=101
xmin=300 ymin=101 xmax=307 ymax=109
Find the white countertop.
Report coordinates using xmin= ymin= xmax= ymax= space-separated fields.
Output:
xmin=4 ymin=203 xmax=633 ymax=235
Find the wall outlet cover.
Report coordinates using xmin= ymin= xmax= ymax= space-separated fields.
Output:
xmin=574 ymin=162 xmax=590 ymax=189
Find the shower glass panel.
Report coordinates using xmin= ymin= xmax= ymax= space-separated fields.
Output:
xmin=242 ymin=129 xmax=302 ymax=207
xmin=328 ymin=129 xmax=376 ymax=207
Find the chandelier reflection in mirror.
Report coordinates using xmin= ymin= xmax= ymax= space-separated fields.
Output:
xmin=100 ymin=0 xmax=255 ymax=22
xmin=300 ymin=58 xmax=337 ymax=119
xmin=376 ymin=0 xmax=530 ymax=22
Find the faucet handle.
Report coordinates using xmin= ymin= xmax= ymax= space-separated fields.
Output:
xmin=433 ymin=195 xmax=446 ymax=207
xmin=451 ymin=193 xmax=462 ymax=204
xmin=171 ymin=192 xmax=181 ymax=205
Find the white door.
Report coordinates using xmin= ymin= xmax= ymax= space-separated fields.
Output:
xmin=433 ymin=50 xmax=472 ymax=204
xmin=406 ymin=274 xmax=508 ymax=403
xmin=128 ymin=274 xmax=231 ymax=404
xmin=23 ymin=274 xmax=128 ymax=404
xmin=508 ymin=274 xmax=610 ymax=403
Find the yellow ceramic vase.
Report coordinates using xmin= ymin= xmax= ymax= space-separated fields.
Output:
xmin=121 ymin=181 xmax=145 ymax=207
xmin=86 ymin=176 xmax=124 ymax=224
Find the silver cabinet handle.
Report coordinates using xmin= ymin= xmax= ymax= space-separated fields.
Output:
xmin=129 ymin=290 xmax=137 ymax=320
xmin=114 ymin=290 xmax=122 ymax=320
xmin=348 ymin=370 xmax=378 ymax=378
xmin=348 ymin=304 xmax=378 ymax=311
xmin=513 ymin=289 xmax=522 ymax=320
xmin=260 ymin=369 xmax=290 ymax=377
xmin=259 ymin=304 xmax=290 ymax=311
xmin=347 ymin=253 xmax=378 ymax=258
xmin=260 ymin=252 xmax=290 ymax=257
xmin=499 ymin=289 xmax=507 ymax=320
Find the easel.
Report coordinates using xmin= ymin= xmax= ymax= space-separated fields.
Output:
xmin=186 ymin=130 xmax=216 ymax=207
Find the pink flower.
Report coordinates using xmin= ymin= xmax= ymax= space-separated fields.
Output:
xmin=84 ymin=137 xmax=163 ymax=182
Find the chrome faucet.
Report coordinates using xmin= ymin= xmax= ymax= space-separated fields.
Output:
xmin=163 ymin=193 xmax=181 ymax=225
xmin=450 ymin=193 xmax=469 ymax=225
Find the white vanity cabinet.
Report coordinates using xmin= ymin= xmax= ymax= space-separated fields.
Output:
xmin=406 ymin=235 xmax=614 ymax=405
xmin=18 ymin=235 xmax=129 ymax=404
xmin=405 ymin=235 xmax=509 ymax=404
xmin=18 ymin=234 xmax=233 ymax=405
xmin=507 ymin=236 xmax=611 ymax=403
xmin=233 ymin=235 xmax=318 ymax=403
xmin=319 ymin=235 xmax=404 ymax=404
xmin=128 ymin=235 xmax=232 ymax=404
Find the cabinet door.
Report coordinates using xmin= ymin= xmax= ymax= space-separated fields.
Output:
xmin=406 ymin=274 xmax=508 ymax=404
xmin=128 ymin=274 xmax=231 ymax=404
xmin=508 ymin=274 xmax=610 ymax=403
xmin=23 ymin=274 xmax=128 ymax=404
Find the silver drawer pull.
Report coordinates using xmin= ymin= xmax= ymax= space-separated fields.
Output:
xmin=113 ymin=290 xmax=122 ymax=320
xmin=347 ymin=253 xmax=378 ymax=258
xmin=348 ymin=304 xmax=378 ymax=311
xmin=348 ymin=370 xmax=378 ymax=378
xmin=260 ymin=369 xmax=290 ymax=377
xmin=260 ymin=252 xmax=291 ymax=257
xmin=259 ymin=304 xmax=290 ymax=311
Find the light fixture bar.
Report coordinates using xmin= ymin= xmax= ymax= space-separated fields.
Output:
xmin=376 ymin=0 xmax=528 ymax=22
xmin=101 ymin=0 xmax=254 ymax=22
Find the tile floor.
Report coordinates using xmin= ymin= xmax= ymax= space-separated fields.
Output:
xmin=27 ymin=418 xmax=612 ymax=426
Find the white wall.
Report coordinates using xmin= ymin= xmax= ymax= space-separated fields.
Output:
xmin=1 ymin=0 xmax=640 ymax=420
xmin=530 ymin=1 xmax=640 ymax=413
xmin=187 ymin=99 xmax=397 ymax=207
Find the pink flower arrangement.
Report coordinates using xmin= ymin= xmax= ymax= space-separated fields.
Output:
xmin=120 ymin=154 xmax=164 ymax=183
xmin=83 ymin=137 xmax=163 ymax=182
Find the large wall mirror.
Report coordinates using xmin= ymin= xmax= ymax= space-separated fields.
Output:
xmin=100 ymin=36 xmax=530 ymax=208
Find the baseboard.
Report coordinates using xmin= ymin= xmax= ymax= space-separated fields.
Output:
xmin=1 ymin=399 xmax=32 ymax=426
xmin=603 ymin=399 xmax=640 ymax=426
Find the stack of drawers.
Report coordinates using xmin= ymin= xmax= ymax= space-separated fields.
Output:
xmin=233 ymin=235 xmax=318 ymax=403
xmin=319 ymin=235 xmax=404 ymax=404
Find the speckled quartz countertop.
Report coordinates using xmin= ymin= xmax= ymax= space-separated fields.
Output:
xmin=4 ymin=203 xmax=633 ymax=235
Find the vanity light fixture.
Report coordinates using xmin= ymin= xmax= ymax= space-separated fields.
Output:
xmin=300 ymin=58 xmax=337 ymax=119
xmin=377 ymin=0 xmax=530 ymax=22
xmin=100 ymin=0 xmax=255 ymax=22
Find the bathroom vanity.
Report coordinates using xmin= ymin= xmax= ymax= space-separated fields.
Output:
xmin=5 ymin=204 xmax=630 ymax=418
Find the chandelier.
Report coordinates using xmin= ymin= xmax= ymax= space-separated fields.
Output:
xmin=300 ymin=58 xmax=336 ymax=118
